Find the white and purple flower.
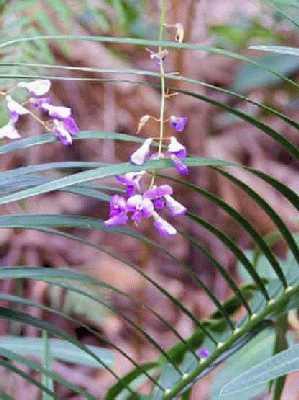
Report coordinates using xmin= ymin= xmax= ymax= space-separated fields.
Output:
xmin=167 ymin=136 xmax=189 ymax=176
xmin=104 ymin=195 xmax=129 ymax=226
xmin=144 ymin=184 xmax=173 ymax=210
xmin=116 ymin=171 xmax=145 ymax=197
xmin=6 ymin=95 xmax=29 ymax=123
xmin=170 ymin=116 xmax=188 ymax=133
xmin=130 ymin=138 xmax=153 ymax=165
xmin=127 ymin=194 xmax=154 ymax=224
xmin=40 ymin=102 xmax=79 ymax=146
xmin=104 ymin=188 xmax=183 ymax=237
xmin=145 ymin=184 xmax=186 ymax=216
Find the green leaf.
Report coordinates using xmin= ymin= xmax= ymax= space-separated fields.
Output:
xmin=0 ymin=157 xmax=232 ymax=205
xmin=0 ymin=359 xmax=57 ymax=399
xmin=233 ymin=54 xmax=299 ymax=91
xmin=219 ymin=344 xmax=299 ymax=398
xmin=42 ymin=330 xmax=54 ymax=400
xmin=0 ymin=131 xmax=143 ymax=155
xmin=0 ymin=308 xmax=116 ymax=374
xmin=0 ymin=346 xmax=95 ymax=399
xmin=249 ymin=45 xmax=299 ymax=57
xmin=0 ymin=336 xmax=114 ymax=368
xmin=212 ymin=329 xmax=275 ymax=400
xmin=152 ymin=363 xmax=181 ymax=400
xmin=105 ymin=362 xmax=158 ymax=400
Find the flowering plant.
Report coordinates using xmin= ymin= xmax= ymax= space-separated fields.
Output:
xmin=0 ymin=1 xmax=298 ymax=399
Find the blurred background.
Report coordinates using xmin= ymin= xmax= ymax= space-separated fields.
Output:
xmin=0 ymin=0 xmax=298 ymax=398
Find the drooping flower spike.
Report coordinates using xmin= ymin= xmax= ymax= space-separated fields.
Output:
xmin=105 ymin=34 xmax=189 ymax=236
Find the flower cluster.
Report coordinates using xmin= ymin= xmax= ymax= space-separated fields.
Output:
xmin=0 ymin=80 xmax=79 ymax=145
xmin=105 ymin=68 xmax=189 ymax=235
xmin=105 ymin=122 xmax=189 ymax=236
xmin=105 ymin=183 xmax=186 ymax=236
xmin=104 ymin=25 xmax=190 ymax=236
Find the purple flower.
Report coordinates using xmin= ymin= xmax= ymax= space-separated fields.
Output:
xmin=63 ymin=116 xmax=79 ymax=136
xmin=127 ymin=195 xmax=154 ymax=224
xmin=104 ymin=195 xmax=128 ymax=226
xmin=171 ymin=155 xmax=189 ymax=176
xmin=116 ymin=172 xmax=145 ymax=197
xmin=165 ymin=195 xmax=186 ymax=216
xmin=167 ymin=136 xmax=189 ymax=176
xmin=144 ymin=184 xmax=173 ymax=200
xmin=153 ymin=212 xmax=177 ymax=236
xmin=18 ymin=80 xmax=51 ymax=96
xmin=198 ymin=348 xmax=209 ymax=359
xmin=144 ymin=185 xmax=186 ymax=215
xmin=153 ymin=197 xmax=166 ymax=210
xmin=170 ymin=116 xmax=188 ymax=133
xmin=130 ymin=138 xmax=152 ymax=165
xmin=42 ymin=103 xmax=79 ymax=146
xmin=144 ymin=184 xmax=172 ymax=210
xmin=6 ymin=95 xmax=29 ymax=123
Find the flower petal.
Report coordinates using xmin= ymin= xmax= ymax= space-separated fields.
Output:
xmin=42 ymin=103 xmax=72 ymax=119
xmin=109 ymin=195 xmax=127 ymax=216
xmin=144 ymin=184 xmax=173 ymax=200
xmin=153 ymin=197 xmax=166 ymax=210
xmin=104 ymin=213 xmax=128 ymax=226
xmin=127 ymin=195 xmax=154 ymax=223
xmin=63 ymin=117 xmax=79 ymax=135
xmin=168 ymin=136 xmax=187 ymax=158
xmin=165 ymin=195 xmax=186 ymax=216
xmin=53 ymin=119 xmax=73 ymax=146
xmin=153 ymin=212 xmax=177 ymax=236
xmin=6 ymin=96 xmax=29 ymax=119
xmin=18 ymin=80 xmax=51 ymax=96
xmin=130 ymin=138 xmax=152 ymax=165
xmin=170 ymin=154 xmax=189 ymax=176
xmin=116 ymin=171 xmax=145 ymax=196
xmin=198 ymin=348 xmax=209 ymax=359
xmin=170 ymin=116 xmax=188 ymax=133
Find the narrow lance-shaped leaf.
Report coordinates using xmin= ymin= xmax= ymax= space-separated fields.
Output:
xmin=219 ymin=345 xmax=299 ymax=399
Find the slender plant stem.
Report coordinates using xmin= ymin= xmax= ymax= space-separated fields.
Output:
xmin=151 ymin=0 xmax=167 ymax=187
xmin=158 ymin=0 xmax=167 ymax=157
